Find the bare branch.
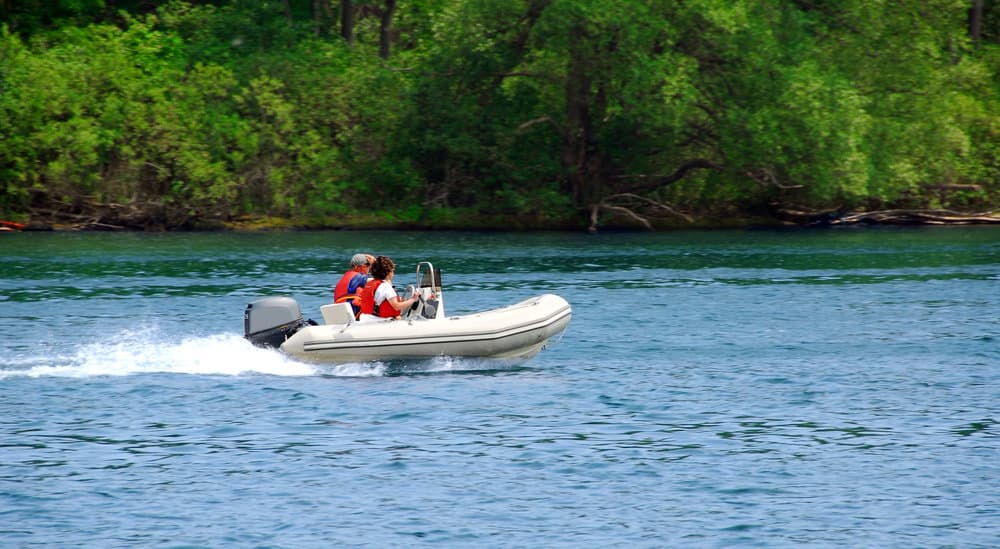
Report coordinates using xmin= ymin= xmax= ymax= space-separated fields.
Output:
xmin=921 ymin=183 xmax=982 ymax=192
xmin=612 ymin=159 xmax=722 ymax=194
xmin=603 ymin=193 xmax=694 ymax=223
xmin=517 ymin=116 xmax=565 ymax=139
xmin=601 ymin=205 xmax=654 ymax=230
xmin=499 ymin=71 xmax=564 ymax=84
xmin=588 ymin=192 xmax=695 ymax=232
xmin=745 ymin=168 xmax=803 ymax=190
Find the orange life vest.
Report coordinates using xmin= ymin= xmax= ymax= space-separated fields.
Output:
xmin=334 ymin=270 xmax=368 ymax=316
xmin=358 ymin=279 xmax=398 ymax=318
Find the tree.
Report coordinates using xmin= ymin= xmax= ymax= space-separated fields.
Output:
xmin=1 ymin=0 xmax=996 ymax=229
xmin=377 ymin=0 xmax=396 ymax=59
xmin=341 ymin=0 xmax=355 ymax=43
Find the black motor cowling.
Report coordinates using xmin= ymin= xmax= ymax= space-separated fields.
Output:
xmin=244 ymin=297 xmax=309 ymax=348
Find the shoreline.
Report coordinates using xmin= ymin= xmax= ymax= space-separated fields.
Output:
xmin=4 ymin=208 xmax=999 ymax=233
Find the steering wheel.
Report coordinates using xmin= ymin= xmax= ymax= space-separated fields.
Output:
xmin=404 ymin=286 xmax=425 ymax=318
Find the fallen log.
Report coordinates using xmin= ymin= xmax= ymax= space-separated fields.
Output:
xmin=776 ymin=207 xmax=1000 ymax=226
xmin=829 ymin=209 xmax=1000 ymax=226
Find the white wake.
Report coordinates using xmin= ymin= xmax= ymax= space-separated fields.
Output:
xmin=0 ymin=330 xmax=386 ymax=379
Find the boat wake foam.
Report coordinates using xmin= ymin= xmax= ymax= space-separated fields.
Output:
xmin=0 ymin=330 xmax=320 ymax=379
xmin=380 ymin=355 xmax=531 ymax=376
xmin=0 ymin=330 xmax=528 ymax=380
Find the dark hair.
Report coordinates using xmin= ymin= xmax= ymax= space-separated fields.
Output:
xmin=370 ymin=255 xmax=395 ymax=280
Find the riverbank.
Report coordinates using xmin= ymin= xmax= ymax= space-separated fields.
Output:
xmin=5 ymin=207 xmax=999 ymax=233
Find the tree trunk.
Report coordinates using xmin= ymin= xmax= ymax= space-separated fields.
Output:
xmin=313 ymin=0 xmax=332 ymax=38
xmin=379 ymin=0 xmax=397 ymax=59
xmin=970 ymin=0 xmax=983 ymax=46
xmin=563 ymin=23 xmax=592 ymax=208
xmin=564 ymin=21 xmax=613 ymax=219
xmin=341 ymin=0 xmax=355 ymax=45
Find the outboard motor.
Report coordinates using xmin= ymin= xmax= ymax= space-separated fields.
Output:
xmin=244 ymin=297 xmax=309 ymax=348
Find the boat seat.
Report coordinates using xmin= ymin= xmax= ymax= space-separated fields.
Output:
xmin=320 ymin=303 xmax=355 ymax=325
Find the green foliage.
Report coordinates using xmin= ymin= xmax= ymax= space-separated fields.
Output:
xmin=1 ymin=0 xmax=998 ymax=227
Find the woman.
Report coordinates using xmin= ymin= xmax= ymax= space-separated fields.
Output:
xmin=358 ymin=256 xmax=420 ymax=320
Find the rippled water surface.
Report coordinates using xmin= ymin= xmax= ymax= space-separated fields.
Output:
xmin=1 ymin=228 xmax=998 ymax=547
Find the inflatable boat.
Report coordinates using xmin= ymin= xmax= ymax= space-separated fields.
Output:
xmin=244 ymin=262 xmax=571 ymax=364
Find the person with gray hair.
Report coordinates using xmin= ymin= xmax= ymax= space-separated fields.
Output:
xmin=333 ymin=252 xmax=375 ymax=317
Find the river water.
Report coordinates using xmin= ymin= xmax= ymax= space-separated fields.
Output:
xmin=1 ymin=228 xmax=997 ymax=547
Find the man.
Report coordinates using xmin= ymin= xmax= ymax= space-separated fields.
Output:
xmin=333 ymin=253 xmax=374 ymax=317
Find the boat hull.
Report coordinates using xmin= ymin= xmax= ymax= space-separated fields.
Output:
xmin=280 ymin=294 xmax=571 ymax=364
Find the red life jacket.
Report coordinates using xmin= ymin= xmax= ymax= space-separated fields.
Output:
xmin=359 ymin=279 xmax=398 ymax=318
xmin=334 ymin=270 xmax=362 ymax=303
